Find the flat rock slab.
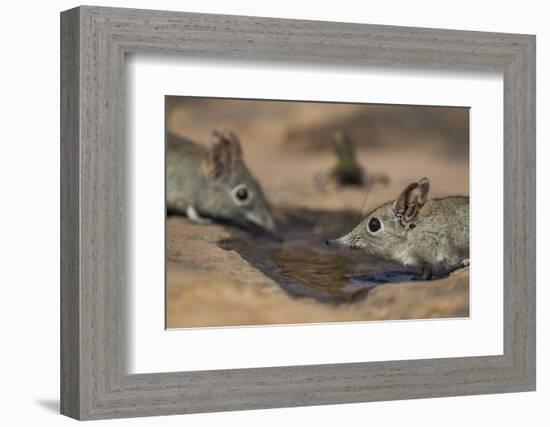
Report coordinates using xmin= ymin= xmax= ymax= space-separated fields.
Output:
xmin=166 ymin=217 xmax=469 ymax=328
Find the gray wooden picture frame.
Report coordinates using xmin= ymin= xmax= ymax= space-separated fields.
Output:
xmin=60 ymin=5 xmax=536 ymax=420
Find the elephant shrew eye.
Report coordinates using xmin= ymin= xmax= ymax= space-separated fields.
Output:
xmin=368 ymin=217 xmax=381 ymax=233
xmin=236 ymin=187 xmax=248 ymax=201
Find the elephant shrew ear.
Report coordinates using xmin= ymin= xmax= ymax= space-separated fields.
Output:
xmin=208 ymin=130 xmax=243 ymax=179
xmin=393 ymin=177 xmax=430 ymax=225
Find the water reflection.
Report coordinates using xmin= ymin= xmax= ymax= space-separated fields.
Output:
xmin=221 ymin=207 xmax=449 ymax=304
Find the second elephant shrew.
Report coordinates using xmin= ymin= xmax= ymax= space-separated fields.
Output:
xmin=327 ymin=177 xmax=469 ymax=279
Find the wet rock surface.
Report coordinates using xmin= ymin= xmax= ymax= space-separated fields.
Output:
xmin=166 ymin=211 xmax=469 ymax=328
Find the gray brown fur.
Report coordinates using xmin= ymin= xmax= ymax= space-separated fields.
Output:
xmin=328 ymin=178 xmax=469 ymax=279
xmin=167 ymin=131 xmax=277 ymax=236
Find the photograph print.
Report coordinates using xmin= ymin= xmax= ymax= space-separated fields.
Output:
xmin=165 ymin=96 xmax=470 ymax=328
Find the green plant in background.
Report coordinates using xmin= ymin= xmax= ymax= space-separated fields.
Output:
xmin=330 ymin=131 xmax=365 ymax=186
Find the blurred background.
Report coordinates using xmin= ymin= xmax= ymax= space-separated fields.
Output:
xmin=167 ymin=97 xmax=469 ymax=213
